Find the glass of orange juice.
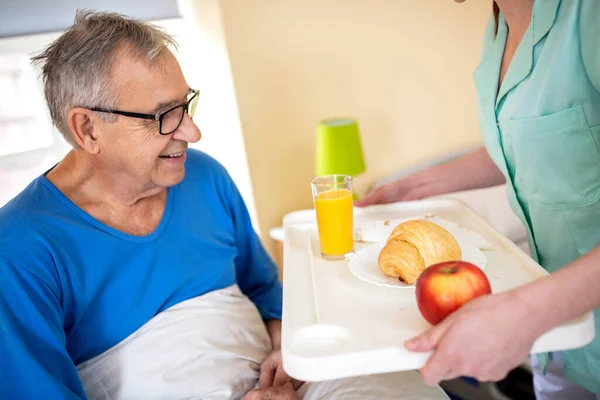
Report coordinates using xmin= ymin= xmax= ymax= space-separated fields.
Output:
xmin=311 ymin=174 xmax=354 ymax=260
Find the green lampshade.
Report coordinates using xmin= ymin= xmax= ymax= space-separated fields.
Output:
xmin=315 ymin=117 xmax=366 ymax=177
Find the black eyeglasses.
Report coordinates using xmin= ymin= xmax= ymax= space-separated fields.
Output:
xmin=89 ymin=89 xmax=199 ymax=135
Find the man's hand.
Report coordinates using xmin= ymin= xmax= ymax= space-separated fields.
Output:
xmin=259 ymin=348 xmax=303 ymax=390
xmin=405 ymin=291 xmax=542 ymax=385
xmin=243 ymin=382 xmax=299 ymax=400
xmin=262 ymin=320 xmax=304 ymax=390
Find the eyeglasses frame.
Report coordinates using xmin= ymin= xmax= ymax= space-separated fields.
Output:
xmin=88 ymin=89 xmax=199 ymax=135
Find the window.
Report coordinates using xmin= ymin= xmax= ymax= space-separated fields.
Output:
xmin=0 ymin=40 xmax=68 ymax=207
xmin=0 ymin=53 xmax=55 ymax=156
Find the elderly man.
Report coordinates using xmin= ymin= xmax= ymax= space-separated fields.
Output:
xmin=0 ymin=10 xmax=448 ymax=400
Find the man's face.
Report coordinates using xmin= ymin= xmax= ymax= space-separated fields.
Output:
xmin=97 ymin=46 xmax=201 ymax=190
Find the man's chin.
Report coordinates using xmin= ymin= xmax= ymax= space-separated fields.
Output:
xmin=157 ymin=168 xmax=186 ymax=188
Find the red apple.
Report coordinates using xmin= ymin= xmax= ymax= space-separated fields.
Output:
xmin=415 ymin=261 xmax=492 ymax=325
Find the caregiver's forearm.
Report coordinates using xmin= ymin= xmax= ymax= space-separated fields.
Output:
xmin=416 ymin=146 xmax=506 ymax=195
xmin=514 ymin=245 xmax=600 ymax=335
xmin=265 ymin=319 xmax=282 ymax=349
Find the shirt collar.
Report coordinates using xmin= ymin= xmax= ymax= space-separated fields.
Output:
xmin=532 ymin=0 xmax=561 ymax=45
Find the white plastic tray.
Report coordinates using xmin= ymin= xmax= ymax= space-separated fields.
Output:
xmin=281 ymin=199 xmax=595 ymax=382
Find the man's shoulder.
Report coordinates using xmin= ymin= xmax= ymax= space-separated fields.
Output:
xmin=185 ymin=149 xmax=226 ymax=173
xmin=184 ymin=149 xmax=232 ymax=186
xmin=0 ymin=189 xmax=61 ymax=310
xmin=0 ymin=178 xmax=59 ymax=261
xmin=0 ymin=178 xmax=48 ymax=227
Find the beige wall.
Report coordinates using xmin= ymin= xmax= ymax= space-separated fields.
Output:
xmin=219 ymin=0 xmax=491 ymax=260
xmin=173 ymin=1 xmax=260 ymax=230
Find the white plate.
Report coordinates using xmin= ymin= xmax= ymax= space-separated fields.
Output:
xmin=348 ymin=239 xmax=487 ymax=289
xmin=354 ymin=214 xmax=492 ymax=250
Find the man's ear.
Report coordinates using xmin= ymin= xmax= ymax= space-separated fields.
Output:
xmin=67 ymin=108 xmax=101 ymax=154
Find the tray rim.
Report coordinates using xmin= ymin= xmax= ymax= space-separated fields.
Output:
xmin=281 ymin=199 xmax=595 ymax=382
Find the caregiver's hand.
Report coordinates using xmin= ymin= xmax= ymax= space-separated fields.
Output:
xmin=355 ymin=147 xmax=505 ymax=207
xmin=355 ymin=175 xmax=433 ymax=207
xmin=405 ymin=291 xmax=542 ymax=385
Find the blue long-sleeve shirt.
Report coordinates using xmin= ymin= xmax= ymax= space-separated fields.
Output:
xmin=0 ymin=149 xmax=282 ymax=399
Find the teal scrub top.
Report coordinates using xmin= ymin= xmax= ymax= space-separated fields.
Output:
xmin=474 ymin=0 xmax=600 ymax=393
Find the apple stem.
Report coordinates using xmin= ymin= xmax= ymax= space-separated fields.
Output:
xmin=441 ymin=267 xmax=457 ymax=274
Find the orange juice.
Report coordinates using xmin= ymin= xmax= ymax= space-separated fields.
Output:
xmin=314 ymin=188 xmax=354 ymax=257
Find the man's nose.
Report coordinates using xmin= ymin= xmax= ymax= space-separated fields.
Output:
xmin=172 ymin=114 xmax=201 ymax=143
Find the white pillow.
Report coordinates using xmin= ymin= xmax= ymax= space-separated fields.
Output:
xmin=77 ymin=285 xmax=271 ymax=400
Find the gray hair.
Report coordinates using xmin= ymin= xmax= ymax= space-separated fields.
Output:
xmin=31 ymin=9 xmax=178 ymax=147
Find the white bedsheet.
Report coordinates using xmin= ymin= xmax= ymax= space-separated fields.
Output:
xmin=77 ymin=285 xmax=448 ymax=399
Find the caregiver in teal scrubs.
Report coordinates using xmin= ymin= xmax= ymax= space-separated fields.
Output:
xmin=358 ymin=0 xmax=600 ymax=398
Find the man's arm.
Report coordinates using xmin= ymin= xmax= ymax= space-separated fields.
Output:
xmin=0 ymin=257 xmax=86 ymax=399
xmin=222 ymin=172 xmax=300 ymax=389
xmin=224 ymin=180 xmax=282 ymax=323
xmin=258 ymin=319 xmax=303 ymax=390
xmin=232 ymin=210 xmax=283 ymax=321
xmin=265 ymin=319 xmax=282 ymax=349
xmin=220 ymin=167 xmax=282 ymax=322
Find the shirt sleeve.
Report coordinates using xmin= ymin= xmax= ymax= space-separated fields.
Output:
xmin=580 ymin=1 xmax=600 ymax=93
xmin=0 ymin=257 xmax=86 ymax=399
xmin=224 ymin=178 xmax=283 ymax=321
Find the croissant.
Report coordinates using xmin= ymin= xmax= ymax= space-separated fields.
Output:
xmin=378 ymin=219 xmax=461 ymax=284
